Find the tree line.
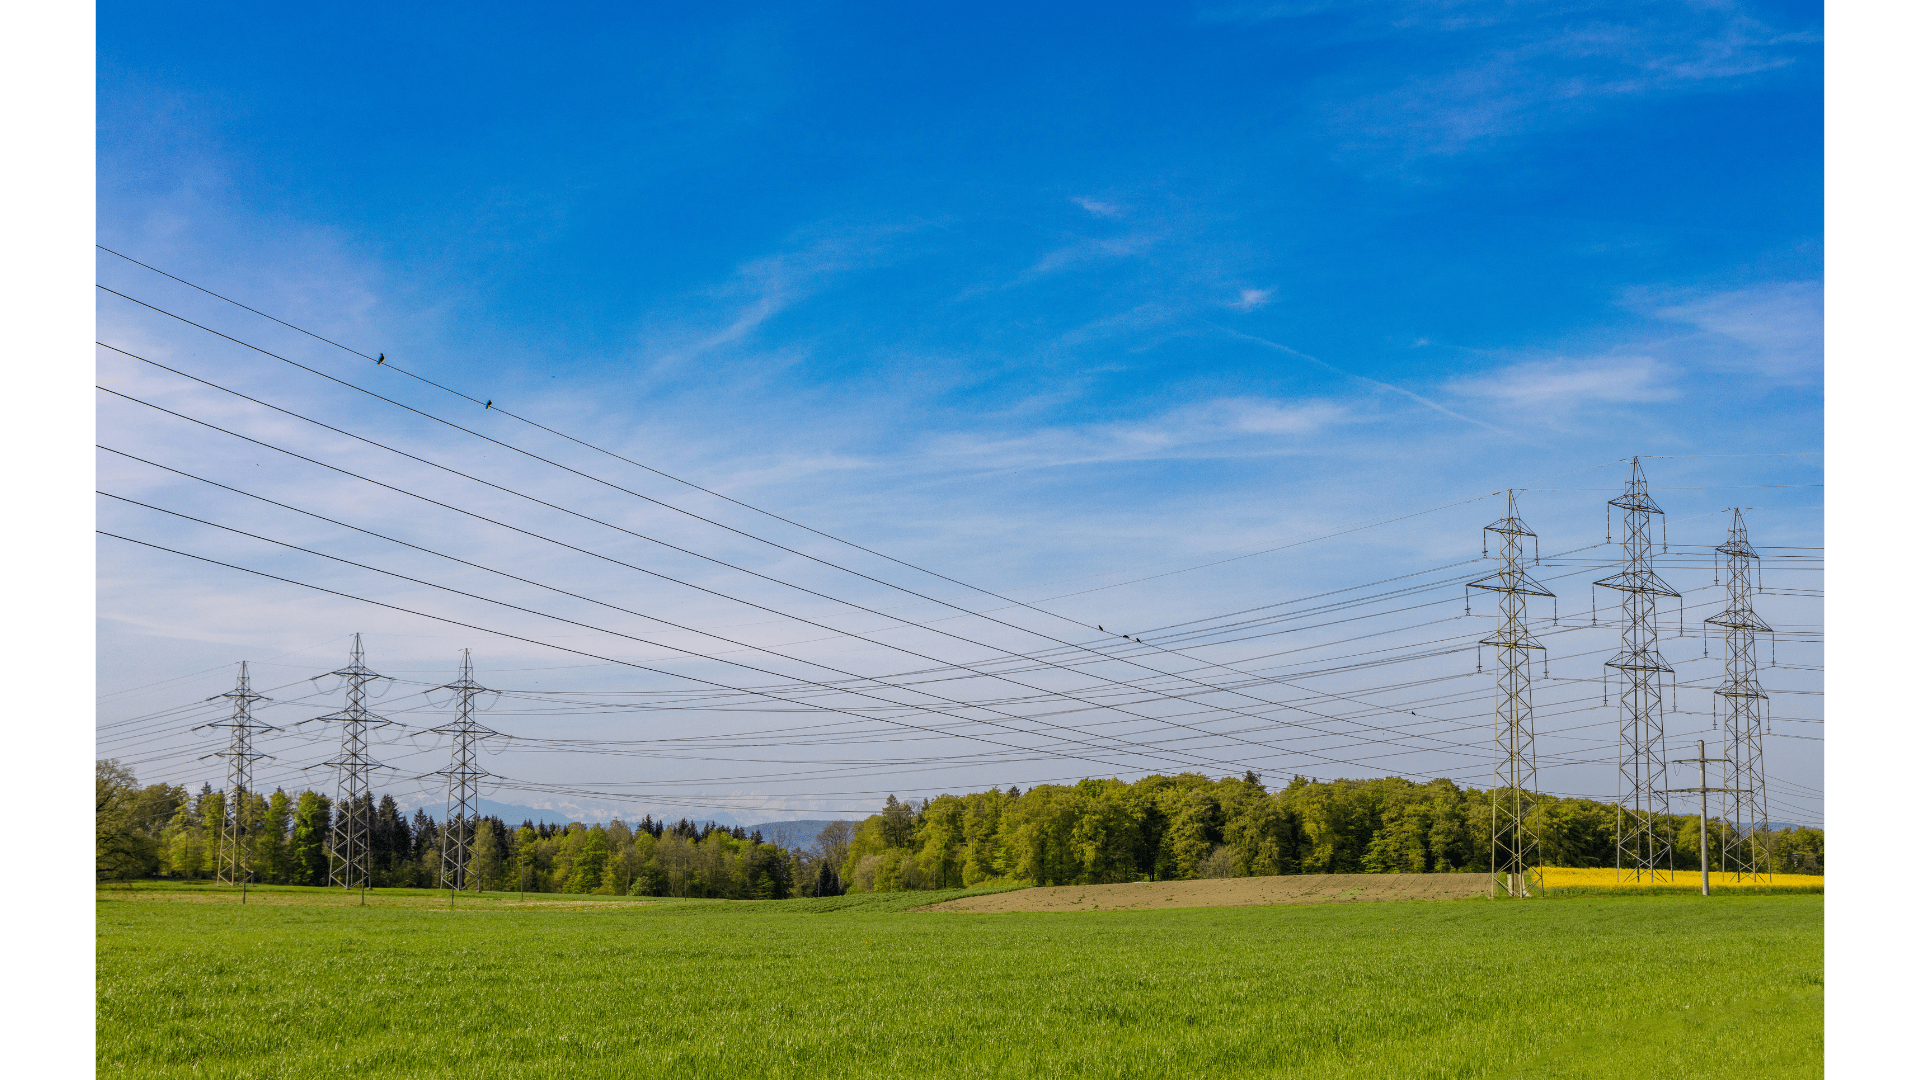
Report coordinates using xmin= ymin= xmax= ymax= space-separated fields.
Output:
xmin=97 ymin=760 xmax=1824 ymax=894
xmin=828 ymin=772 xmax=1824 ymax=890
xmin=95 ymin=761 xmax=801 ymax=898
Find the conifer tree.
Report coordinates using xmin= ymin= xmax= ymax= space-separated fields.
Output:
xmin=880 ymin=795 xmax=915 ymax=847
xmin=371 ymin=795 xmax=408 ymax=883
xmin=814 ymin=860 xmax=843 ymax=897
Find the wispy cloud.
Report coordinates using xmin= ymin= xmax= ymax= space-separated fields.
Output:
xmin=926 ymin=395 xmax=1355 ymax=473
xmin=1215 ymin=326 xmax=1501 ymax=431
xmin=640 ymin=222 xmax=920 ymax=367
xmin=1072 ymin=196 xmax=1125 ymax=218
xmin=1448 ymin=355 xmax=1678 ymax=409
xmin=1227 ymin=288 xmax=1272 ymax=311
xmin=1027 ymin=232 xmax=1161 ymax=277
xmin=1208 ymin=1 xmax=1816 ymax=158
xmin=1439 ymin=278 xmax=1820 ymax=419
xmin=1642 ymin=280 xmax=1822 ymax=383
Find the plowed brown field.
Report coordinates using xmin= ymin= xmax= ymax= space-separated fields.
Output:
xmin=923 ymin=873 xmax=1486 ymax=913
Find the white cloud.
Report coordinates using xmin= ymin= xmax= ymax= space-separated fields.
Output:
xmin=927 ymin=396 xmax=1355 ymax=472
xmin=1443 ymin=274 xmax=1820 ymax=418
xmin=1239 ymin=1 xmax=1818 ymax=158
xmin=1027 ymin=232 xmax=1160 ymax=276
xmin=640 ymin=222 xmax=920 ymax=367
xmin=1228 ymin=288 xmax=1273 ymax=311
xmin=1646 ymin=280 xmax=1822 ymax=382
xmin=1211 ymin=397 xmax=1348 ymax=435
xmin=1449 ymin=356 xmax=1678 ymax=408
xmin=1072 ymin=196 xmax=1125 ymax=218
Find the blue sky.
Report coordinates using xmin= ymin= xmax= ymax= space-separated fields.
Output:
xmin=95 ymin=1 xmax=1823 ymax=825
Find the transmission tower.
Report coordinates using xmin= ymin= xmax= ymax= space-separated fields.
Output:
xmin=432 ymin=650 xmax=496 ymax=891
xmin=1595 ymin=457 xmax=1681 ymax=882
xmin=209 ymin=662 xmax=274 ymax=887
xmin=1704 ymin=508 xmax=1772 ymax=880
xmin=1469 ymin=490 xmax=1555 ymax=899
xmin=314 ymin=633 xmax=392 ymax=890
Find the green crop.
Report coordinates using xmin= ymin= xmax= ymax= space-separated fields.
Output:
xmin=97 ymin=890 xmax=1820 ymax=1079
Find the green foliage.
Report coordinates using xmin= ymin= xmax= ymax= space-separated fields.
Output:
xmin=98 ymin=762 xmax=192 ymax=881
xmin=563 ymin=825 xmax=609 ymax=893
xmin=468 ymin=819 xmax=504 ymax=892
xmin=95 ymin=893 xmax=1822 ymax=1079
xmin=256 ymin=791 xmax=292 ymax=884
xmin=96 ymin=760 xmax=149 ymax=881
xmin=93 ymin=761 xmax=1826 ymax=902
xmin=288 ymin=791 xmax=330 ymax=886
xmin=198 ymin=788 xmax=226 ymax=869
xmin=832 ymin=773 xmax=1826 ymax=891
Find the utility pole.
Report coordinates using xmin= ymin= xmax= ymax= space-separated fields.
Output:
xmin=1668 ymin=740 xmax=1732 ymax=897
xmin=1469 ymin=490 xmax=1555 ymax=899
xmin=313 ymin=634 xmax=392 ymax=900
xmin=208 ymin=662 xmax=274 ymax=898
xmin=1704 ymin=508 xmax=1772 ymax=881
xmin=432 ymin=650 xmax=496 ymax=898
xmin=1596 ymin=457 xmax=1681 ymax=883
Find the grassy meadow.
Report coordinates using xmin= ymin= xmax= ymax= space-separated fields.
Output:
xmin=98 ymin=886 xmax=1821 ymax=1079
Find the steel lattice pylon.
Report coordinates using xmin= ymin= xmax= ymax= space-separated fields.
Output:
xmin=315 ymin=633 xmax=392 ymax=890
xmin=1705 ymin=508 xmax=1772 ymax=880
xmin=1596 ymin=457 xmax=1680 ymax=882
xmin=1469 ymin=490 xmax=1555 ymax=899
xmin=209 ymin=662 xmax=274 ymax=886
xmin=433 ymin=650 xmax=496 ymax=891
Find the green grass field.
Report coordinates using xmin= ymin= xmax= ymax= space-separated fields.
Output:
xmin=97 ymin=888 xmax=1821 ymax=1079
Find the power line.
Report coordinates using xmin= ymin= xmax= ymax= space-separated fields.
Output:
xmin=207 ymin=662 xmax=272 ymax=893
xmin=309 ymin=634 xmax=392 ymax=895
xmin=432 ymin=650 xmax=495 ymax=893
xmin=94 ymin=255 xmax=1520 ymax=621
xmin=1470 ymin=491 xmax=1553 ymax=899
xmin=96 ymin=529 xmax=1289 ymax=776
xmin=1597 ymin=457 xmax=1680 ymax=882
xmin=95 ymin=332 xmax=1824 ymax=785
xmin=94 ymin=376 xmax=1556 ymax=776
xmin=94 ymin=340 xmax=1550 ymax=770
xmin=1705 ymin=508 xmax=1773 ymax=879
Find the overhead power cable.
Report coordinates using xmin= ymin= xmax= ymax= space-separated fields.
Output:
xmin=102 ymin=489 xmax=1549 ymax=782
xmin=96 ymin=250 xmax=1512 ymax=611
xmin=92 ymin=295 xmax=1541 ymax=733
xmin=94 ymin=261 xmax=1822 ymax=808
xmin=103 ymin=528 xmax=1502 ymax=784
xmin=101 ymin=487 xmax=1371 ymax=775
xmin=94 ymin=324 xmax=1528 ymax=763
xmin=94 ymin=295 xmax=1821 ymax=759
xmin=95 ymin=360 xmax=1539 ymax=768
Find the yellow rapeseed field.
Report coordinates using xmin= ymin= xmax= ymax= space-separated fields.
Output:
xmin=1538 ymin=866 xmax=1824 ymax=889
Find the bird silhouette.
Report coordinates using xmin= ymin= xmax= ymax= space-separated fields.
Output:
xmin=376 ymin=353 xmax=385 ymax=364
xmin=485 ymin=400 xmax=493 ymax=409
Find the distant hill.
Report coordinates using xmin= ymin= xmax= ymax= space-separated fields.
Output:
xmin=389 ymin=796 xmax=584 ymax=829
xmin=741 ymin=819 xmax=861 ymax=851
xmin=384 ymin=796 xmax=863 ymax=841
xmin=472 ymin=798 xmax=586 ymax=828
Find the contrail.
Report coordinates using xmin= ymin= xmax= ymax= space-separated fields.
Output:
xmin=1211 ymin=324 xmax=1502 ymax=433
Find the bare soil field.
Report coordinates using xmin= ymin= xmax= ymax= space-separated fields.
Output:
xmin=923 ymin=873 xmax=1487 ymax=913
